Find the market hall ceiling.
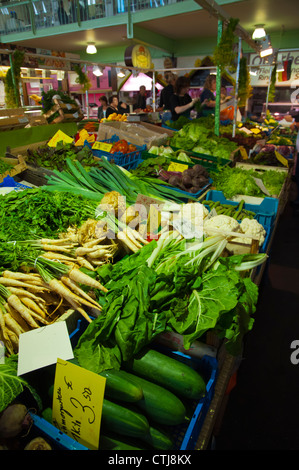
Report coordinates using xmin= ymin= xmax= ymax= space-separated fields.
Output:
xmin=1 ymin=0 xmax=298 ymax=54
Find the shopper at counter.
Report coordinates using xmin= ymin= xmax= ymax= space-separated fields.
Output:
xmin=169 ymin=76 xmax=198 ymax=122
xmin=97 ymin=96 xmax=108 ymax=120
xmin=134 ymin=85 xmax=147 ymax=111
xmin=106 ymin=95 xmax=128 ymax=118
xmin=159 ymin=72 xmax=176 ymax=124
xmin=199 ymin=74 xmax=216 ymax=117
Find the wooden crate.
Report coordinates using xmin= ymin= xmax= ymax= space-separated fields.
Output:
xmin=0 ymin=108 xmax=29 ymax=131
xmin=44 ymin=99 xmax=84 ymax=124
xmin=0 ymin=155 xmax=27 ymax=183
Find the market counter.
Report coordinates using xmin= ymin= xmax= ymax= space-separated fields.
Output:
xmin=0 ymin=122 xmax=78 ymax=156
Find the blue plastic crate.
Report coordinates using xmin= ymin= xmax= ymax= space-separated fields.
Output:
xmin=204 ymin=190 xmax=278 ymax=229
xmin=85 ymin=135 xmax=146 ymax=169
xmin=0 ymin=175 xmax=31 ymax=191
xmin=29 ymin=413 xmax=89 ymax=450
xmin=151 ymin=346 xmax=218 ymax=451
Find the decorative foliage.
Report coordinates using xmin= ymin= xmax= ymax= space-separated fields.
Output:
xmin=213 ymin=18 xmax=239 ymax=71
xmin=1 ymin=50 xmax=24 ymax=108
xmin=268 ymin=64 xmax=277 ymax=103
xmin=238 ymin=56 xmax=252 ymax=107
xmin=73 ymin=64 xmax=91 ymax=92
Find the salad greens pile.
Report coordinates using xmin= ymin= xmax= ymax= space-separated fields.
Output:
xmin=169 ymin=119 xmax=238 ymax=159
xmin=210 ymin=165 xmax=287 ymax=199
xmin=74 ymin=232 xmax=266 ymax=373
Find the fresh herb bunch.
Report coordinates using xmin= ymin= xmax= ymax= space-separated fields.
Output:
xmin=213 ymin=18 xmax=239 ymax=70
xmin=0 ymin=188 xmax=99 ymax=242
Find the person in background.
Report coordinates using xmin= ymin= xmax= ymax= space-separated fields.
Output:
xmin=97 ymin=95 xmax=108 ymax=120
xmin=57 ymin=0 xmax=69 ymax=24
xmin=106 ymin=95 xmax=128 ymax=118
xmin=159 ymin=72 xmax=176 ymax=124
xmin=73 ymin=94 xmax=82 ymax=110
xmin=134 ymin=85 xmax=147 ymax=111
xmin=169 ymin=76 xmax=199 ymax=122
xmin=199 ymin=74 xmax=216 ymax=117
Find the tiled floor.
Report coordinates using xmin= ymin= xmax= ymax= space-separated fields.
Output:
xmin=213 ymin=181 xmax=299 ymax=450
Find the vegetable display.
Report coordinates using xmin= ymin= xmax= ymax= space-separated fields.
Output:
xmin=0 ymin=118 xmax=278 ymax=451
xmin=210 ymin=165 xmax=287 ymax=199
xmin=26 ymin=141 xmax=99 ymax=171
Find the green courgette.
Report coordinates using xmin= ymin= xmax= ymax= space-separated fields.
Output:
xmin=124 ymin=348 xmax=206 ymax=400
xmin=99 ymin=434 xmax=147 ymax=451
xmin=101 ymin=399 xmax=149 ymax=438
xmin=123 ymin=371 xmax=187 ymax=426
xmin=141 ymin=426 xmax=174 ymax=450
xmin=100 ymin=369 xmax=143 ymax=402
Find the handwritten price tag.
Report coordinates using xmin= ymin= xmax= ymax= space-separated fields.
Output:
xmin=92 ymin=141 xmax=113 ymax=152
xmin=167 ymin=161 xmax=189 ymax=173
xmin=47 ymin=130 xmax=74 ymax=147
xmin=52 ymin=358 xmax=106 ymax=450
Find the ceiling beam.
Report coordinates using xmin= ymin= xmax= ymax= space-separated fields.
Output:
xmin=193 ymin=0 xmax=260 ymax=53
xmin=130 ymin=25 xmax=175 ymax=54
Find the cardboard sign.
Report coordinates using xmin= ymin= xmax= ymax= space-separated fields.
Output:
xmin=167 ymin=161 xmax=189 ymax=173
xmin=47 ymin=130 xmax=74 ymax=147
xmin=275 ymin=150 xmax=289 ymax=167
xmin=92 ymin=141 xmax=113 ymax=152
xmin=52 ymin=359 xmax=106 ymax=450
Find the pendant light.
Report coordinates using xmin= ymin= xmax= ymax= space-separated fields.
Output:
xmin=252 ymin=25 xmax=266 ymax=40
xmin=86 ymin=42 xmax=97 ymax=54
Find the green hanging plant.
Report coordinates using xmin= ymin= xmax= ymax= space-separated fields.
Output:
xmin=73 ymin=64 xmax=91 ymax=92
xmin=238 ymin=56 xmax=252 ymax=107
xmin=213 ymin=18 xmax=239 ymax=71
xmin=1 ymin=50 xmax=25 ymax=108
xmin=268 ymin=65 xmax=277 ymax=103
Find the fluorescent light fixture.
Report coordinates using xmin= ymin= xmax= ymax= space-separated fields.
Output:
xmin=260 ymin=35 xmax=273 ymax=58
xmin=93 ymin=65 xmax=103 ymax=76
xmin=117 ymin=68 xmax=126 ymax=78
xmin=86 ymin=42 xmax=97 ymax=54
xmin=277 ymin=62 xmax=284 ymax=72
xmin=252 ymin=24 xmax=266 ymax=40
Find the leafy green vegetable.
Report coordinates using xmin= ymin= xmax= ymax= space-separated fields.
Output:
xmin=0 ymin=355 xmax=42 ymax=413
xmin=0 ymin=187 xmax=99 ymax=243
xmin=74 ymin=233 xmax=265 ymax=373
xmin=211 ymin=165 xmax=287 ymax=198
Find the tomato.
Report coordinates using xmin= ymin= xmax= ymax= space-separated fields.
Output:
xmin=128 ymin=144 xmax=137 ymax=152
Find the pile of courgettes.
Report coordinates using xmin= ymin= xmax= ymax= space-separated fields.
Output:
xmin=45 ymin=348 xmax=207 ymax=451
xmin=202 ymin=199 xmax=256 ymax=220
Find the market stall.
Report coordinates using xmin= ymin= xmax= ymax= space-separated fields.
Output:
xmin=0 ymin=109 xmax=294 ymax=451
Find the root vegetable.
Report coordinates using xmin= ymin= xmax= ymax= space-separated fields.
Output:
xmin=0 ymin=278 xmax=45 ymax=290
xmin=47 ymin=278 xmax=92 ymax=323
xmin=2 ymin=271 xmax=41 ymax=282
xmin=7 ymin=295 xmax=40 ymax=329
xmin=6 ymin=287 xmax=46 ymax=303
xmin=0 ymin=404 xmax=29 ymax=439
xmin=41 ymin=252 xmax=76 ymax=262
xmin=68 ymin=267 xmax=108 ymax=293
xmin=19 ymin=297 xmax=47 ymax=319
xmin=6 ymin=328 xmax=19 ymax=352
xmin=4 ymin=313 xmax=24 ymax=336
xmin=24 ymin=437 xmax=52 ymax=450
xmin=4 ymin=304 xmax=30 ymax=332
xmin=76 ymin=257 xmax=95 ymax=271
xmin=60 ymin=276 xmax=102 ymax=310
xmin=83 ymin=237 xmax=106 ymax=248
xmin=0 ymin=309 xmax=14 ymax=355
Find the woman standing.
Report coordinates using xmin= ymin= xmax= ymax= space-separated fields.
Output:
xmin=199 ymin=74 xmax=216 ymax=117
xmin=169 ymin=76 xmax=199 ymax=122
xmin=97 ymin=96 xmax=108 ymax=120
